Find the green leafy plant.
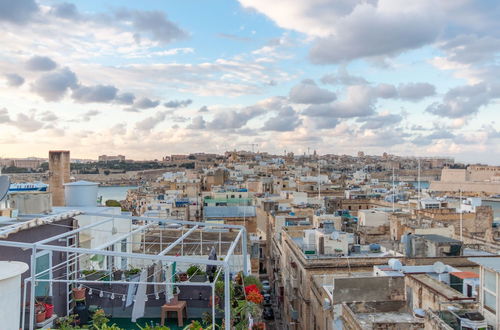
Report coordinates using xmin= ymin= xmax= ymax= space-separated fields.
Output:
xmin=56 ymin=314 xmax=81 ymax=330
xmin=183 ymin=320 xmax=203 ymax=330
xmin=186 ymin=265 xmax=203 ymax=277
xmin=125 ymin=267 xmax=141 ymax=276
xmin=233 ymin=300 xmax=262 ymax=330
xmin=137 ymin=324 xmax=171 ymax=330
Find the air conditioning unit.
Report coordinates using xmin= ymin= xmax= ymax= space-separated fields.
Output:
xmin=290 ymin=309 xmax=299 ymax=321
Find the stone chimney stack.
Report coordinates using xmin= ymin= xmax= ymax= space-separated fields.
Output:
xmin=48 ymin=150 xmax=70 ymax=206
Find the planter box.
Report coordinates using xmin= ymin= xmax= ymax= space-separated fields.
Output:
xmin=190 ymin=274 xmax=207 ymax=282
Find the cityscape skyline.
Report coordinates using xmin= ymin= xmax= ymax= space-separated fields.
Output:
xmin=0 ymin=0 xmax=499 ymax=164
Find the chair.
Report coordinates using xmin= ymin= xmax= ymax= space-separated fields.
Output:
xmin=160 ymin=300 xmax=187 ymax=327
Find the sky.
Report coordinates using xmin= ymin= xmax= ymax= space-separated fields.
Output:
xmin=0 ymin=0 xmax=499 ymax=164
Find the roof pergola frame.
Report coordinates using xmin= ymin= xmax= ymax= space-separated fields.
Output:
xmin=0 ymin=211 xmax=248 ymax=330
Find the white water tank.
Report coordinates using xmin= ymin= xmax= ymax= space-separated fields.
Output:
xmin=0 ymin=261 xmax=29 ymax=329
xmin=64 ymin=180 xmax=98 ymax=207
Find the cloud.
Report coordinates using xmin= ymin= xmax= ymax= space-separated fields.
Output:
xmin=412 ymin=130 xmax=456 ymax=146
xmin=217 ymin=33 xmax=252 ymax=42
xmin=426 ymin=83 xmax=498 ymax=118
xmin=262 ymin=106 xmax=301 ymax=131
xmin=358 ymin=113 xmax=403 ymax=130
xmin=0 ymin=108 xmax=11 ymax=123
xmin=115 ymin=9 xmax=187 ymax=44
xmin=135 ymin=111 xmax=167 ymax=131
xmin=239 ymin=0 xmax=441 ymax=63
xmin=25 ymin=55 xmax=58 ymax=71
xmin=313 ymin=117 xmax=340 ymax=129
xmin=72 ymin=85 xmax=118 ymax=103
xmin=31 ymin=67 xmax=78 ymax=101
xmin=83 ymin=110 xmax=100 ymax=121
xmin=438 ymin=34 xmax=500 ymax=65
xmin=134 ymin=97 xmax=160 ymax=109
xmin=303 ymin=85 xmax=376 ymax=118
xmin=164 ymin=99 xmax=192 ymax=108
xmin=4 ymin=73 xmax=24 ymax=87
xmin=39 ymin=111 xmax=58 ymax=122
xmin=397 ymin=82 xmax=436 ymax=100
xmin=10 ymin=113 xmax=44 ymax=132
xmin=206 ymin=105 xmax=266 ymax=130
xmin=198 ymin=106 xmax=209 ymax=113
xmin=289 ymin=79 xmax=336 ymax=104
xmin=115 ymin=92 xmax=136 ymax=105
xmin=321 ymin=66 xmax=369 ymax=86
xmin=0 ymin=0 xmax=38 ymax=24
xmin=50 ymin=2 xmax=80 ymax=20
xmin=187 ymin=115 xmax=206 ymax=129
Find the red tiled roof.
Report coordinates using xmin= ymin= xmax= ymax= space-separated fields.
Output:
xmin=450 ymin=271 xmax=479 ymax=279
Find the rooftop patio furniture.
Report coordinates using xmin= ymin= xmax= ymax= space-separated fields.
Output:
xmin=160 ymin=300 xmax=187 ymax=327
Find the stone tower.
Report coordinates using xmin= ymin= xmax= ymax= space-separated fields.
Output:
xmin=48 ymin=150 xmax=70 ymax=206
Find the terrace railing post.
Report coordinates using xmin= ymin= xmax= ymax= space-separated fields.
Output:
xmin=29 ymin=244 xmax=37 ymax=330
xmin=242 ymin=228 xmax=248 ymax=276
xmin=224 ymin=262 xmax=231 ymax=329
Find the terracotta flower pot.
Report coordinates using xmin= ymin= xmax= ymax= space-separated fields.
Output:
xmin=36 ymin=312 xmax=46 ymax=323
xmin=72 ymin=287 xmax=86 ymax=301
xmin=209 ymin=295 xmax=220 ymax=307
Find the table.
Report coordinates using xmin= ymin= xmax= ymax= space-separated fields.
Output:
xmin=160 ymin=301 xmax=187 ymax=327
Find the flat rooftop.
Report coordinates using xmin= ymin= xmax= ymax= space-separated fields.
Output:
xmin=355 ymin=312 xmax=423 ymax=327
xmin=409 ymin=274 xmax=473 ymax=301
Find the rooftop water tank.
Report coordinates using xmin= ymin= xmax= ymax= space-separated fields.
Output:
xmin=369 ymin=243 xmax=381 ymax=252
xmin=64 ymin=180 xmax=98 ymax=207
xmin=0 ymin=261 xmax=29 ymax=329
xmin=388 ymin=258 xmax=402 ymax=271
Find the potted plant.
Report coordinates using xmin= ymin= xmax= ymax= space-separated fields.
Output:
xmin=187 ymin=265 xmax=207 ymax=282
xmin=44 ymin=302 xmax=54 ymax=319
xmin=35 ymin=303 xmax=46 ymax=323
xmin=72 ymin=286 xmax=86 ymax=301
xmin=177 ymin=272 xmax=188 ymax=281
xmin=125 ymin=267 xmax=141 ymax=278
xmin=113 ymin=268 xmax=124 ymax=280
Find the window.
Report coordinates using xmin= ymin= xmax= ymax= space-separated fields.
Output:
xmin=35 ymin=251 xmax=52 ymax=297
xmin=484 ymin=290 xmax=496 ymax=312
xmin=484 ymin=270 xmax=496 ymax=292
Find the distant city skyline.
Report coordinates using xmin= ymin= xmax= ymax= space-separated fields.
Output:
xmin=0 ymin=0 xmax=499 ymax=164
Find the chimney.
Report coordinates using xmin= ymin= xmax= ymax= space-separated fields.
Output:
xmin=48 ymin=150 xmax=70 ymax=206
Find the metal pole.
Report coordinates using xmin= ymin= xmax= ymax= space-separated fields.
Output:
xmin=224 ymin=230 xmax=244 ymax=264
xmin=84 ymin=212 xmax=244 ymax=230
xmin=32 ymin=278 xmax=213 ymax=287
xmin=22 ymin=277 xmax=28 ymax=330
xmin=212 ymin=284 xmax=216 ymax=328
xmin=94 ymin=223 xmax=153 ymax=250
xmin=242 ymin=228 xmax=248 ymax=275
xmin=224 ymin=263 xmax=231 ymax=329
xmin=29 ymin=245 xmax=37 ymax=330
xmin=35 ymin=215 xmax=112 ymax=245
xmin=0 ymin=240 xmax=226 ymax=266
xmin=158 ymin=225 xmax=199 ymax=256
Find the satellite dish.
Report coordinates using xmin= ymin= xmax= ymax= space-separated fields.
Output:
xmin=433 ymin=261 xmax=446 ymax=274
xmin=0 ymin=175 xmax=10 ymax=202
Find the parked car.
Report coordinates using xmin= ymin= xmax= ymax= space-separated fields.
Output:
xmin=261 ymin=280 xmax=271 ymax=292
xmin=263 ymin=293 xmax=272 ymax=306
xmin=263 ymin=306 xmax=274 ymax=320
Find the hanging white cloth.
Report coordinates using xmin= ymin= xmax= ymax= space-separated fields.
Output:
xmin=153 ymin=262 xmax=163 ymax=295
xmin=131 ymin=269 xmax=148 ymax=322
xmin=126 ymin=275 xmax=140 ymax=308
xmin=164 ymin=262 xmax=174 ymax=302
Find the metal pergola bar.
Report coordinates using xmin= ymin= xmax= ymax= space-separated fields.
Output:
xmin=0 ymin=210 xmax=248 ymax=330
xmin=158 ymin=225 xmax=199 ymax=256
